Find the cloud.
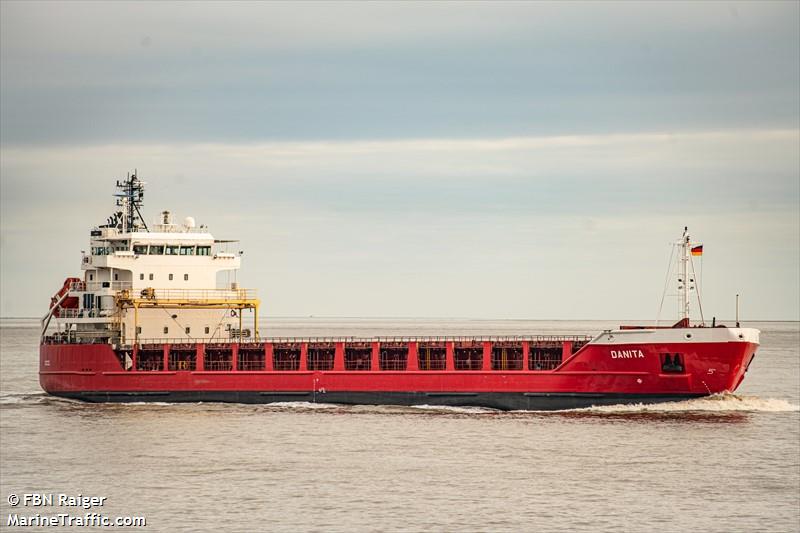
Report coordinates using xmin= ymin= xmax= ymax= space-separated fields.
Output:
xmin=2 ymin=2 xmax=798 ymax=144
xmin=1 ymin=129 xmax=798 ymax=319
xmin=1 ymin=2 xmax=798 ymax=319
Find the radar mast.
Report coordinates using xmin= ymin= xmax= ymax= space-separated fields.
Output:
xmin=110 ymin=170 xmax=148 ymax=232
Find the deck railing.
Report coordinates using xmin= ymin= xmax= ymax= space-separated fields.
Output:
xmin=117 ymin=334 xmax=592 ymax=347
xmin=121 ymin=288 xmax=257 ymax=302
xmin=42 ymin=333 xmax=592 ymax=346
xmin=55 ymin=308 xmax=116 ymax=319
xmin=69 ymin=281 xmax=133 ymax=292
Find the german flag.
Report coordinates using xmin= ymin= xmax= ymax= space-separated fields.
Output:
xmin=691 ymin=245 xmax=703 ymax=256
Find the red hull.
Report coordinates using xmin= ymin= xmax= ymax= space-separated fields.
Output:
xmin=39 ymin=335 xmax=758 ymax=409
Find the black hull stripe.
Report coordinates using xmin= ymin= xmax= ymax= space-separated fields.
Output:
xmin=48 ymin=391 xmax=705 ymax=411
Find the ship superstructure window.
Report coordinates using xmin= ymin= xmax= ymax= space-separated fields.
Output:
xmin=185 ymin=327 xmax=190 ymax=334
xmin=180 ymin=246 xmax=195 ymax=255
xmin=197 ymin=246 xmax=211 ymax=256
xmin=345 ymin=343 xmax=372 ymax=370
xmin=140 ymin=273 xmax=144 ymax=280
xmin=149 ymin=245 xmax=164 ymax=255
xmin=136 ymin=327 xmax=142 ymax=334
xmin=163 ymin=326 xmax=169 ymax=334
xmin=184 ymin=274 xmax=189 ymax=281
xmin=166 ymin=245 xmax=179 ymax=255
xmin=149 ymin=274 xmax=154 ymax=280
xmin=133 ymin=245 xmax=148 ymax=255
xmin=205 ymin=326 xmax=210 ymax=334
xmin=114 ymin=273 xmax=119 ymax=281
xmin=169 ymin=274 xmax=174 ymax=281
xmin=89 ymin=273 xmax=94 ymax=281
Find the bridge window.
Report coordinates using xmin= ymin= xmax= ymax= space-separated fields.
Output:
xmin=418 ymin=343 xmax=446 ymax=370
xmin=166 ymin=245 xmax=179 ymax=255
xmin=180 ymin=246 xmax=195 ymax=255
xmin=345 ymin=343 xmax=372 ymax=370
xmin=197 ymin=246 xmax=211 ymax=256
xmin=454 ymin=343 xmax=483 ymax=370
xmin=149 ymin=245 xmax=164 ymax=255
xmin=133 ymin=245 xmax=148 ymax=254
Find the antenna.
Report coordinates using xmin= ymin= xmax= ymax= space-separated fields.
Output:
xmin=109 ymin=171 xmax=149 ymax=232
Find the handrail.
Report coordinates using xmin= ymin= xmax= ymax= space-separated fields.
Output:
xmin=42 ymin=333 xmax=594 ymax=347
xmin=56 ymin=308 xmax=116 ymax=319
xmin=112 ymin=334 xmax=592 ymax=347
xmin=70 ymin=281 xmax=133 ymax=292
xmin=119 ymin=288 xmax=257 ymax=302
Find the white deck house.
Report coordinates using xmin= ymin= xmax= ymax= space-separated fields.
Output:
xmin=43 ymin=174 xmax=258 ymax=346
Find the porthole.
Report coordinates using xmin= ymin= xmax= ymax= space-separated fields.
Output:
xmin=685 ymin=333 xmax=692 ymax=339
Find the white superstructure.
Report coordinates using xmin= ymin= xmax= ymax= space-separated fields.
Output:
xmin=42 ymin=172 xmax=258 ymax=346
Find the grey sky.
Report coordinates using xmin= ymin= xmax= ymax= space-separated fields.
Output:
xmin=1 ymin=1 xmax=798 ymax=320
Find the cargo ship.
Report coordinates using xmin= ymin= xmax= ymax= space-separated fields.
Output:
xmin=39 ymin=173 xmax=760 ymax=410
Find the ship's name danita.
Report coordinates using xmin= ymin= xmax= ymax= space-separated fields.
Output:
xmin=610 ymin=349 xmax=645 ymax=359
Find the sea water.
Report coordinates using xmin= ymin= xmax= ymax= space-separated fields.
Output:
xmin=1 ymin=318 xmax=798 ymax=532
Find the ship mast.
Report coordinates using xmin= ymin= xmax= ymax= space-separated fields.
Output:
xmin=674 ymin=226 xmax=705 ymax=325
xmin=113 ymin=170 xmax=148 ymax=233
xmin=679 ymin=227 xmax=691 ymax=321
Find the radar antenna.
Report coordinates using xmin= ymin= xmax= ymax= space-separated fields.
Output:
xmin=107 ymin=170 xmax=149 ymax=232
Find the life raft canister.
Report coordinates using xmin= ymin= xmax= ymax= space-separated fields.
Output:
xmin=49 ymin=277 xmax=81 ymax=317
